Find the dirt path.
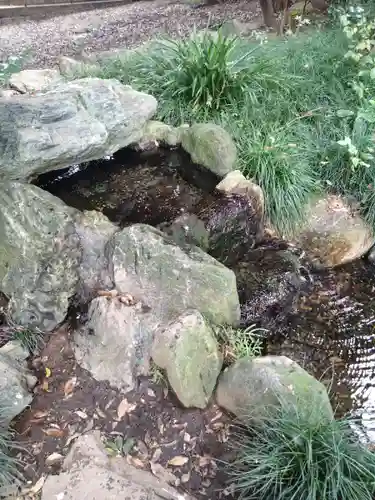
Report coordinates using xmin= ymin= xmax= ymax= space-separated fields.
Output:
xmin=15 ymin=327 xmax=236 ymax=499
xmin=0 ymin=0 xmax=260 ymax=69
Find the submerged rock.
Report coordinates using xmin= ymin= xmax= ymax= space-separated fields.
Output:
xmin=73 ymin=296 xmax=154 ymax=392
xmin=195 ymin=192 xmax=264 ymax=266
xmin=9 ymin=68 xmax=62 ymax=93
xmin=181 ymin=123 xmax=236 ymax=177
xmin=234 ymin=246 xmax=305 ymax=329
xmin=41 ymin=431 xmax=191 ymax=500
xmin=152 ymin=310 xmax=222 ymax=408
xmin=108 ymin=224 xmax=240 ymax=327
xmin=216 ymin=355 xmax=333 ymax=422
xmin=0 ymin=78 xmax=157 ymax=181
xmin=159 ymin=213 xmax=209 ymax=250
xmin=292 ymin=194 xmax=374 ymax=268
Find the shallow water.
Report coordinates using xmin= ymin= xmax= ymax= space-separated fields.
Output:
xmin=269 ymin=259 xmax=375 ymax=440
xmin=36 ymin=148 xmax=375 ymax=442
xmin=36 ymin=147 xmax=218 ymax=227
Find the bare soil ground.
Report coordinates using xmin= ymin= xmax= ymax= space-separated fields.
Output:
xmin=0 ymin=0 xmax=260 ymax=69
xmin=14 ymin=327 xmax=236 ymax=499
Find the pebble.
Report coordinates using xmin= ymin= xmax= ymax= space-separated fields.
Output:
xmin=25 ymin=374 xmax=38 ymax=391
xmin=0 ymin=0 xmax=260 ymax=69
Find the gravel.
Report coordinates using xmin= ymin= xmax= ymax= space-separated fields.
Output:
xmin=0 ymin=0 xmax=260 ymax=69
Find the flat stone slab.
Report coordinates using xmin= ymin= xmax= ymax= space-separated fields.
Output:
xmin=41 ymin=432 xmax=192 ymax=500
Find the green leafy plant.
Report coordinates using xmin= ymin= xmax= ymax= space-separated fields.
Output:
xmin=105 ymin=435 xmax=135 ymax=456
xmin=129 ymin=31 xmax=290 ymax=112
xmin=214 ymin=324 xmax=264 ymax=363
xmin=229 ymin=396 xmax=375 ymax=500
xmin=72 ymin=10 xmax=375 ymax=235
xmin=8 ymin=324 xmax=44 ymax=354
xmin=150 ymin=362 xmax=167 ymax=386
xmin=0 ymin=55 xmax=24 ymax=86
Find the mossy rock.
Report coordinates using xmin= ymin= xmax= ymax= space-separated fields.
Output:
xmin=181 ymin=123 xmax=237 ymax=178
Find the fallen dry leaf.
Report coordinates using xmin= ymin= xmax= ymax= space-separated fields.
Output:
xmin=41 ymin=380 xmax=49 ymax=392
xmin=136 ymin=440 xmax=148 ymax=459
xmin=199 ymin=456 xmax=212 ymax=467
xmin=168 ymin=455 xmax=189 ymax=467
xmin=95 ymin=408 xmax=106 ymax=419
xmin=151 ymin=448 xmax=162 ymax=463
xmin=212 ymin=422 xmax=224 ymax=431
xmin=150 ymin=462 xmax=177 ymax=484
xmin=126 ymin=455 xmax=144 ymax=468
xmin=75 ymin=410 xmax=88 ymax=419
xmin=210 ymin=411 xmax=223 ymax=423
xmin=65 ymin=432 xmax=80 ymax=448
xmin=163 ymin=439 xmax=177 ymax=448
xmin=183 ymin=432 xmax=191 ymax=443
xmin=42 ymin=427 xmax=64 ymax=438
xmin=45 ymin=452 xmax=64 ymax=466
xmin=97 ymin=289 xmax=118 ymax=298
xmin=119 ymin=293 xmax=136 ymax=305
xmin=30 ymin=410 xmax=49 ymax=423
xmin=33 ymin=410 xmax=49 ymax=419
xmin=64 ymin=377 xmax=77 ymax=397
xmin=181 ymin=472 xmax=191 ymax=483
xmin=28 ymin=475 xmax=46 ymax=494
xmin=117 ymin=398 xmax=136 ymax=419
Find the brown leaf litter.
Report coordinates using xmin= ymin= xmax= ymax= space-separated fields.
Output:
xmin=13 ymin=327 xmax=237 ymax=500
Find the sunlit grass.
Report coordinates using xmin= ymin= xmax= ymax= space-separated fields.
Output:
xmin=229 ymin=399 xmax=375 ymax=500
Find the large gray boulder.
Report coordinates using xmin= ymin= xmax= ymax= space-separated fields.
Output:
xmin=152 ymin=310 xmax=222 ymax=408
xmin=73 ymin=296 xmax=155 ymax=392
xmin=216 ymin=355 xmax=333 ymax=422
xmin=0 ymin=183 xmax=81 ymax=330
xmin=0 ymin=183 xmax=118 ymax=330
xmin=181 ymin=123 xmax=236 ymax=177
xmin=41 ymin=432 xmax=191 ymax=500
xmin=0 ymin=78 xmax=157 ymax=181
xmin=108 ymin=224 xmax=240 ymax=327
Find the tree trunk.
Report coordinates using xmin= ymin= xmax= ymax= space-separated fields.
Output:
xmin=259 ymin=0 xmax=278 ymax=28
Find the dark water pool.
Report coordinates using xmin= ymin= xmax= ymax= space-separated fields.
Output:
xmin=269 ymin=259 xmax=375 ymax=439
xmin=36 ymin=147 xmax=375 ymax=441
xmin=36 ymin=147 xmax=219 ymax=227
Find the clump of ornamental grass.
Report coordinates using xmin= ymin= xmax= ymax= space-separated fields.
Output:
xmin=128 ymin=30 xmax=291 ymax=113
xmin=214 ymin=324 xmax=264 ymax=363
xmin=228 ymin=398 xmax=375 ymax=500
xmin=0 ymin=407 xmax=24 ymax=496
xmin=10 ymin=326 xmax=44 ymax=354
xmin=221 ymin=109 xmax=320 ymax=237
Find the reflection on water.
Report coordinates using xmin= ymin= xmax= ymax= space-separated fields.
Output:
xmin=269 ymin=259 xmax=375 ymax=441
xmin=35 ymin=147 xmax=218 ymax=228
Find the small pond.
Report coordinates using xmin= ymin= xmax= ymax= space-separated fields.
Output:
xmin=35 ymin=147 xmax=375 ymax=442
